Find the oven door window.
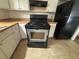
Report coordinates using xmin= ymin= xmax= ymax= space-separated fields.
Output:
xmin=31 ymin=32 xmax=44 ymax=39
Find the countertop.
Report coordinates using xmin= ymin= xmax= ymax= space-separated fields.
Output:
xmin=0 ymin=19 xmax=30 ymax=32
xmin=0 ymin=23 xmax=18 ymax=32
xmin=0 ymin=18 xmax=55 ymax=27
xmin=0 ymin=19 xmax=30 ymax=27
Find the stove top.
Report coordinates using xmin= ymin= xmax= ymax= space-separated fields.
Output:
xmin=25 ymin=15 xmax=50 ymax=29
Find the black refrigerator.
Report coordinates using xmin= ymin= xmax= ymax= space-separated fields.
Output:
xmin=54 ymin=0 xmax=79 ymax=39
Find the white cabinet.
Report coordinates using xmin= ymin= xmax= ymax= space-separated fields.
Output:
xmin=9 ymin=0 xmax=19 ymax=10
xmin=9 ymin=0 xmax=30 ymax=10
xmin=0 ymin=0 xmax=30 ymax=10
xmin=49 ymin=22 xmax=57 ymax=37
xmin=0 ymin=50 xmax=6 ymax=59
xmin=0 ymin=0 xmax=9 ymax=9
xmin=0 ymin=24 xmax=21 ymax=59
xmin=19 ymin=0 xmax=29 ymax=11
xmin=0 ymin=34 xmax=17 ymax=58
xmin=47 ymin=0 xmax=58 ymax=12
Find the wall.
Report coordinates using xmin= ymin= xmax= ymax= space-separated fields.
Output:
xmin=0 ymin=9 xmax=55 ymax=21
xmin=0 ymin=9 xmax=9 ymax=19
xmin=8 ymin=10 xmax=55 ymax=21
xmin=8 ymin=11 xmax=30 ymax=19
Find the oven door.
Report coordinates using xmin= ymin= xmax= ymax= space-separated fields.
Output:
xmin=27 ymin=29 xmax=48 ymax=42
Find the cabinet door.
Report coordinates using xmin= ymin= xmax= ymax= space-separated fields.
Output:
xmin=0 ymin=50 xmax=6 ymax=59
xmin=19 ymin=0 xmax=29 ymax=10
xmin=0 ymin=0 xmax=9 ymax=9
xmin=0 ymin=34 xmax=17 ymax=59
xmin=47 ymin=0 xmax=58 ymax=12
xmin=9 ymin=0 xmax=19 ymax=10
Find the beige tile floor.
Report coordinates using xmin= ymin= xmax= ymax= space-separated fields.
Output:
xmin=11 ymin=38 xmax=79 ymax=59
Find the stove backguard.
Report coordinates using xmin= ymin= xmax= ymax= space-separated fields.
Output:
xmin=30 ymin=15 xmax=48 ymax=23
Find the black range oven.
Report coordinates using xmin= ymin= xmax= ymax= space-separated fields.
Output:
xmin=25 ymin=15 xmax=50 ymax=48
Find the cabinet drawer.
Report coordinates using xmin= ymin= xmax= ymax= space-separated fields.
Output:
xmin=0 ymin=28 xmax=13 ymax=42
xmin=0 ymin=34 xmax=17 ymax=59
